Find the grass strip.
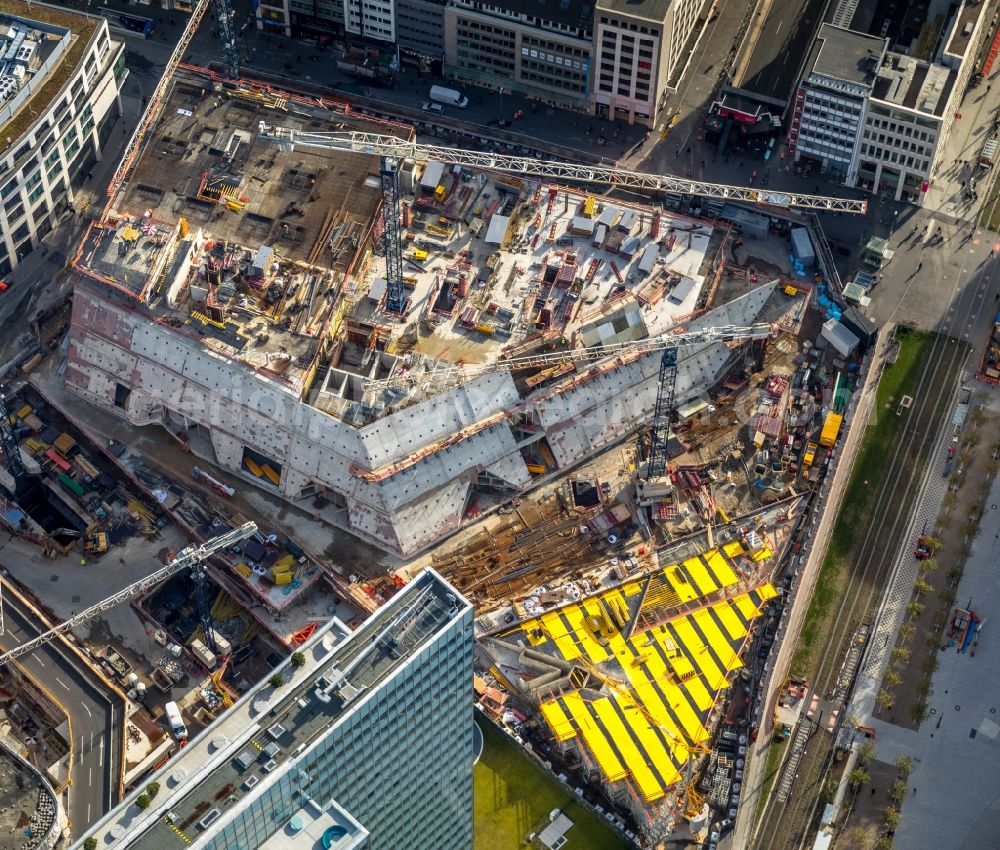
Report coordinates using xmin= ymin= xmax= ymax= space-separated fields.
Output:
xmin=474 ymin=719 xmax=634 ymax=850
xmin=791 ymin=329 xmax=942 ymax=678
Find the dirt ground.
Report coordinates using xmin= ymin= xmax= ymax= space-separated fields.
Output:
xmin=880 ymin=405 xmax=1000 ymax=729
xmin=836 ymin=759 xmax=899 ymax=849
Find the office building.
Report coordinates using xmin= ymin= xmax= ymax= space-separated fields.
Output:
xmin=443 ymin=0 xmax=594 ymax=111
xmin=592 ymin=0 xmax=701 ymax=125
xmin=787 ymin=25 xmax=886 ymax=184
xmin=791 ymin=2 xmax=990 ymax=203
xmin=76 ymin=569 xmax=474 ymax=850
xmin=0 ymin=3 xmax=125 ymax=275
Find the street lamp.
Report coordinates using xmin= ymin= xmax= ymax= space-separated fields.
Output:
xmin=499 ymin=86 xmax=504 ymax=126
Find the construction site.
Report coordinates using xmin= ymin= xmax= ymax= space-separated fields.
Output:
xmin=0 ymin=5 xmax=874 ymax=840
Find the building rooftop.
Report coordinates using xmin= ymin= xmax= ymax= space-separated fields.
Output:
xmin=945 ymin=0 xmax=983 ymax=60
xmin=482 ymin=541 xmax=777 ymax=801
xmin=81 ymin=569 xmax=469 ymax=850
xmin=0 ymin=0 xmax=99 ymax=147
xmin=475 ymin=0 xmax=596 ymax=30
xmin=806 ymin=24 xmax=886 ymax=87
xmin=873 ymin=53 xmax=955 ymax=116
xmin=596 ymin=0 xmax=672 ymax=22
xmin=74 ymin=73 xmax=732 ymax=421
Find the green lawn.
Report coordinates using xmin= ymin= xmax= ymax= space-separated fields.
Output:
xmin=791 ymin=328 xmax=940 ymax=677
xmin=474 ymin=720 xmax=635 ymax=850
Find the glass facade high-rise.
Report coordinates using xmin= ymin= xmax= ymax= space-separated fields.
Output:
xmin=76 ymin=569 xmax=473 ymax=850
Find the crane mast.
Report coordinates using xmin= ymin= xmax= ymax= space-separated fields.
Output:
xmin=0 ymin=523 xmax=257 ymax=666
xmin=256 ymin=125 xmax=869 ymax=214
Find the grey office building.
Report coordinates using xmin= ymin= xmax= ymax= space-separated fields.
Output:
xmin=77 ymin=569 xmax=474 ymax=850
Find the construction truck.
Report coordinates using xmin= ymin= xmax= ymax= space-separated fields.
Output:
xmin=801 ymin=441 xmax=818 ymax=479
xmin=83 ymin=532 xmax=108 ymax=555
xmin=819 ymin=412 xmax=842 ymax=447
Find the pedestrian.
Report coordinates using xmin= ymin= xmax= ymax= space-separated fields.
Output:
xmin=912 ymin=787 xmax=917 ymax=795
xmin=80 ymin=558 xmax=87 ymax=567
xmin=917 ymin=262 xmax=923 ymax=271
xmin=871 ymin=787 xmax=877 ymax=796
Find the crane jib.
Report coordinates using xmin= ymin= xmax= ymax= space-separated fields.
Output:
xmin=256 ymin=126 xmax=867 ymax=214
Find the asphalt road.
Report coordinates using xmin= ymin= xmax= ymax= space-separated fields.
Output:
xmin=735 ymin=0 xmax=827 ymax=102
xmin=0 ymin=586 xmax=121 ymax=834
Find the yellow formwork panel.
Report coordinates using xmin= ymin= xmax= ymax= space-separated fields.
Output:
xmin=682 ymin=556 xmax=719 ymax=596
xmin=562 ymin=603 xmax=611 ymax=663
xmin=622 ymin=581 xmax=644 ymax=596
xmin=540 ymin=699 xmax=576 ymax=743
xmin=650 ymin=626 xmax=696 ymax=680
xmin=562 ymin=693 xmax=628 ymax=782
xmin=524 ymin=624 xmax=548 ymax=647
xmin=664 ymin=565 xmax=701 ymax=603
xmin=757 ymin=583 xmax=779 ymax=601
xmin=706 ymin=549 xmax=739 ymax=587
xmin=752 ymin=545 xmax=773 ymax=562
xmin=723 ymin=541 xmax=745 ymax=558
xmin=540 ymin=611 xmax=582 ymax=661
xmin=713 ymin=601 xmax=749 ymax=641
xmin=591 ymin=697 xmax=664 ymax=801
xmin=733 ymin=593 xmax=763 ymax=622
xmin=667 ymin=679 xmax=711 ymax=741
xmin=691 ymin=608 xmax=740 ymax=671
xmin=617 ymin=695 xmax=683 ymax=788
xmin=671 ymin=618 xmax=726 ymax=689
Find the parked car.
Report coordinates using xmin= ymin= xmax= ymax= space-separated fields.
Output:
xmin=421 ymin=101 xmax=444 ymax=114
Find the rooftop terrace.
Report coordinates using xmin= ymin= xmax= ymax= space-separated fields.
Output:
xmin=82 ymin=569 xmax=468 ymax=850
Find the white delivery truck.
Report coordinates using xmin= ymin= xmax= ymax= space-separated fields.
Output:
xmin=164 ymin=700 xmax=188 ymax=739
xmin=430 ymin=85 xmax=469 ymax=108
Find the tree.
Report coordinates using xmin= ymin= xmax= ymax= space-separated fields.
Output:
xmin=876 ymin=689 xmax=895 ymax=713
xmin=921 ymin=654 xmax=939 ymax=675
xmin=857 ymin=739 xmax=877 ymax=766
xmin=290 ymin=651 xmax=306 ymax=668
xmin=890 ymin=646 xmax=910 ymax=665
xmin=893 ymin=753 xmax=914 ymax=779
xmin=883 ymin=805 xmax=902 ymax=829
xmin=888 ymin=779 xmax=907 ymax=803
xmin=899 ymin=623 xmax=916 ymax=643
xmin=923 ymin=535 xmax=943 ymax=552
xmin=883 ymin=668 xmax=902 ymax=688
xmin=135 ymin=793 xmax=151 ymax=810
xmin=873 ymin=836 xmax=894 ymax=850
xmin=906 ymin=601 xmax=924 ymax=619
xmin=909 ymin=699 xmax=928 ymax=725
xmin=268 ymin=673 xmax=284 ymax=689
xmin=920 ymin=557 xmax=939 ymax=572
xmin=83 ymin=840 xmax=98 ymax=850
xmin=913 ymin=578 xmax=934 ymax=596
xmin=848 ymin=767 xmax=870 ymax=792
xmin=146 ymin=781 xmax=160 ymax=799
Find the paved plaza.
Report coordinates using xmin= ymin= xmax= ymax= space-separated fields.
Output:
xmin=863 ymin=468 xmax=1000 ymax=850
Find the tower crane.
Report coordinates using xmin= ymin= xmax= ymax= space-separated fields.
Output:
xmin=0 ymin=389 xmax=28 ymax=491
xmin=256 ymin=126 xmax=869 ymax=215
xmin=0 ymin=523 xmax=256 ymax=667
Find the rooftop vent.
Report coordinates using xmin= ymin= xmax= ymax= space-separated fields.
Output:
xmin=243 ymin=775 xmax=260 ymax=791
